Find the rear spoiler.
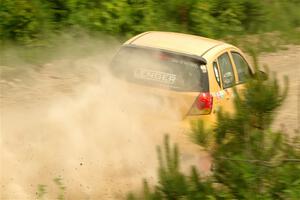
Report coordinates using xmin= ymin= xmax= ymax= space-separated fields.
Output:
xmin=122 ymin=44 xmax=207 ymax=65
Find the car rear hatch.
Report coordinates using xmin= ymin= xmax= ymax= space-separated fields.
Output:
xmin=110 ymin=45 xmax=211 ymax=119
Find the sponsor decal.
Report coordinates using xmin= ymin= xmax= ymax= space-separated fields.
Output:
xmin=212 ymin=90 xmax=227 ymax=100
xmin=219 ymin=91 xmax=225 ymax=99
xmin=134 ymin=68 xmax=177 ymax=84
xmin=200 ymin=65 xmax=207 ymax=73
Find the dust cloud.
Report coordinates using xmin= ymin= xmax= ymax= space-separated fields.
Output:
xmin=0 ymin=39 xmax=205 ymax=199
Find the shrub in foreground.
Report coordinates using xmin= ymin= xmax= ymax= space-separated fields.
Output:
xmin=128 ymin=60 xmax=300 ymax=199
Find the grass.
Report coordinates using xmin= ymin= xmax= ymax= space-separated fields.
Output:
xmin=36 ymin=177 xmax=66 ymax=200
xmin=224 ymin=28 xmax=300 ymax=54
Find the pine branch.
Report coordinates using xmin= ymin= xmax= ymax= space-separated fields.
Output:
xmin=218 ymin=156 xmax=300 ymax=167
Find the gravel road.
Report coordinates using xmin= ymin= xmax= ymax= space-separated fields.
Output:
xmin=259 ymin=45 xmax=300 ymax=134
xmin=1 ymin=45 xmax=299 ymax=199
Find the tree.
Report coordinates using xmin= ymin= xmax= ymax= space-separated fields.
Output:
xmin=1 ymin=0 xmax=300 ymax=46
xmin=128 ymin=54 xmax=300 ymax=199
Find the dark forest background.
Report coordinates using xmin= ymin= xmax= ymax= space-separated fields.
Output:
xmin=1 ymin=0 xmax=300 ymax=45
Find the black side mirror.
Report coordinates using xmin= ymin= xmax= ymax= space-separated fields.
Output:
xmin=255 ymin=70 xmax=268 ymax=81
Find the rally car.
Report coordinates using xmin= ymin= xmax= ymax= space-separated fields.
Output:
xmin=110 ymin=31 xmax=259 ymax=127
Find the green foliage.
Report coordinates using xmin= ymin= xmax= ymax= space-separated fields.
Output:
xmin=0 ymin=0 xmax=51 ymax=44
xmin=53 ymin=177 xmax=66 ymax=200
xmin=36 ymin=184 xmax=47 ymax=200
xmin=156 ymin=135 xmax=186 ymax=199
xmin=1 ymin=0 xmax=300 ymax=45
xmin=35 ymin=177 xmax=66 ymax=200
xmin=1 ymin=0 xmax=300 ymax=67
xmin=130 ymin=53 xmax=300 ymax=199
xmin=194 ymin=55 xmax=300 ymax=199
xmin=128 ymin=135 xmax=220 ymax=200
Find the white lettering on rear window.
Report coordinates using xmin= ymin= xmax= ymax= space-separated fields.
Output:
xmin=134 ymin=68 xmax=177 ymax=84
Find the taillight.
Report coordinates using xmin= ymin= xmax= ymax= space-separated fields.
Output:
xmin=188 ymin=92 xmax=213 ymax=115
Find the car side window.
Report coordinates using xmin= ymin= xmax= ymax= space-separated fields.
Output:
xmin=231 ymin=52 xmax=251 ymax=83
xmin=213 ymin=61 xmax=221 ymax=87
xmin=217 ymin=52 xmax=235 ymax=88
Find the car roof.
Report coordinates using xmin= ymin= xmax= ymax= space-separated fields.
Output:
xmin=125 ymin=31 xmax=226 ymax=57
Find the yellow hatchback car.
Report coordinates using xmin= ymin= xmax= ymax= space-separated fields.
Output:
xmin=110 ymin=31 xmax=255 ymax=127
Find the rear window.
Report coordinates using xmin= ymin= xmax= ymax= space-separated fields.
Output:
xmin=110 ymin=46 xmax=209 ymax=92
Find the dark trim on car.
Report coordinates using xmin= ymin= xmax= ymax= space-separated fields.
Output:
xmin=123 ymin=44 xmax=208 ymax=65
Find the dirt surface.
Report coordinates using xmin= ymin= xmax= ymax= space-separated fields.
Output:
xmin=0 ymin=45 xmax=299 ymax=199
xmin=258 ymin=45 xmax=300 ymax=134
